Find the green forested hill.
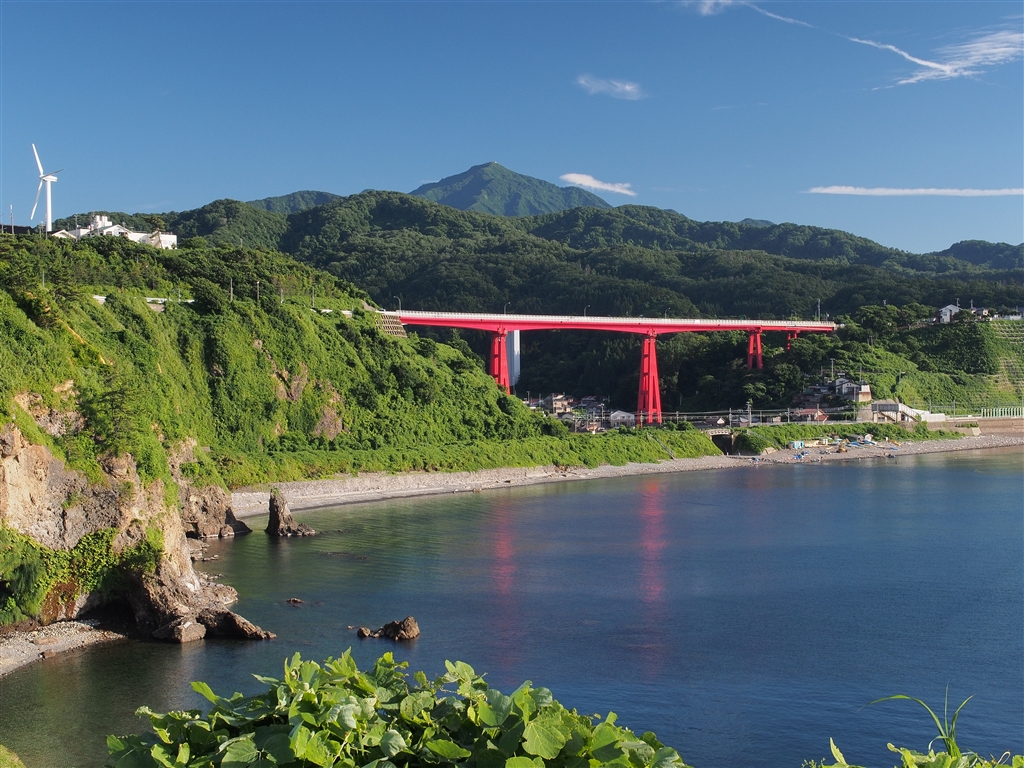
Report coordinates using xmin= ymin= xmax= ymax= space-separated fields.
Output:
xmin=52 ymin=185 xmax=1023 ymax=412
xmin=0 ymin=233 xmax=720 ymax=487
xmin=264 ymin=191 xmax=1023 ymax=410
xmin=410 ymin=162 xmax=612 ymax=216
xmin=247 ymin=190 xmax=342 ymax=214
xmin=55 ymin=199 xmax=290 ymax=252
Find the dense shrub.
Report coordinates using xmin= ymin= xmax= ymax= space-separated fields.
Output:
xmin=108 ymin=652 xmax=694 ymax=768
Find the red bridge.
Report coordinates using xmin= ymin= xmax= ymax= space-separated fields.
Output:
xmin=392 ymin=311 xmax=836 ymax=423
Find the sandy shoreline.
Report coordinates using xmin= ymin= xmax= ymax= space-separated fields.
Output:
xmin=2 ymin=433 xmax=1019 ymax=678
xmin=231 ymin=433 xmax=1023 ymax=518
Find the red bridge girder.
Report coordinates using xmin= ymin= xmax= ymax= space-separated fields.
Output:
xmin=392 ymin=311 xmax=835 ymax=422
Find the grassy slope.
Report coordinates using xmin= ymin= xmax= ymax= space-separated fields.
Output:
xmin=0 ymin=234 xmax=720 ymax=490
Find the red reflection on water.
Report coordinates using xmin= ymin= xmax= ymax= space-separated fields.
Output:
xmin=488 ymin=501 xmax=522 ymax=675
xmin=493 ymin=504 xmax=516 ymax=597
xmin=639 ymin=481 xmax=667 ymax=604
xmin=636 ymin=480 xmax=669 ymax=680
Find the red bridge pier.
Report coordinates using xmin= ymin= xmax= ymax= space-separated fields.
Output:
xmin=489 ymin=330 xmax=510 ymax=392
xmin=746 ymin=329 xmax=764 ymax=369
xmin=637 ymin=332 xmax=662 ymax=424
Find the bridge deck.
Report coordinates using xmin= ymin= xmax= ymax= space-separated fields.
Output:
xmin=392 ymin=310 xmax=835 ymax=334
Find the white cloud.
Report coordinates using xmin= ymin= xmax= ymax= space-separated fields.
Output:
xmin=807 ymin=186 xmax=1024 ymax=197
xmin=561 ymin=173 xmax=638 ymax=197
xmin=686 ymin=0 xmax=1022 ymax=87
xmin=689 ymin=0 xmax=736 ymax=16
xmin=576 ymin=75 xmax=644 ymax=100
xmin=850 ymin=29 xmax=1023 ymax=85
xmin=685 ymin=0 xmax=813 ymax=27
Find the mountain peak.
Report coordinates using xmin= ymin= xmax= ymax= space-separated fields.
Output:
xmin=410 ymin=163 xmax=612 ymax=216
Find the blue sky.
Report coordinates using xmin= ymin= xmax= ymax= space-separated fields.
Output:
xmin=1 ymin=1 xmax=1021 ymax=252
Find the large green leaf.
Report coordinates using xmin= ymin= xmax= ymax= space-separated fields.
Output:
xmin=380 ymin=729 xmax=408 ymax=758
xmin=650 ymin=746 xmax=686 ymax=768
xmin=221 ymin=736 xmax=259 ymax=768
xmin=522 ymin=718 xmax=569 ymax=759
xmin=505 ymin=757 xmax=543 ymax=768
xmin=478 ymin=690 xmax=513 ymax=727
xmin=427 ymin=739 xmax=472 ymax=759
xmin=304 ymin=731 xmax=339 ymax=768
xmin=400 ymin=691 xmax=435 ymax=722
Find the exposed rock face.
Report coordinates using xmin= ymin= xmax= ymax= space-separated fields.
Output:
xmin=1 ymin=423 xmax=273 ymax=644
xmin=357 ymin=616 xmax=420 ymax=640
xmin=168 ymin=440 xmax=251 ymax=539
xmin=266 ymin=489 xmax=315 ymax=536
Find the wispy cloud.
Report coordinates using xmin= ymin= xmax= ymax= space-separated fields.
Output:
xmin=561 ymin=173 xmax=638 ymax=197
xmin=849 ymin=30 xmax=1023 ymax=84
xmin=807 ymin=186 xmax=1024 ymax=197
xmin=686 ymin=0 xmax=812 ymax=27
xmin=686 ymin=0 xmax=1022 ymax=87
xmin=576 ymin=75 xmax=644 ymax=100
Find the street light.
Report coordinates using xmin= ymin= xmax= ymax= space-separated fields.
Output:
xmin=393 ymin=296 xmax=401 ymax=311
xmin=504 ymin=301 xmax=511 ymax=314
xmin=584 ymin=304 xmax=591 ymax=317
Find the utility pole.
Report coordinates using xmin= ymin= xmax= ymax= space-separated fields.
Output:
xmin=229 ymin=278 xmax=233 ymax=302
xmin=256 ymin=280 xmax=260 ymax=302
xmin=280 ymin=287 xmax=284 ymax=305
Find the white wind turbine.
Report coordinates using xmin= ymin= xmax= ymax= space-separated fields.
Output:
xmin=30 ymin=144 xmax=62 ymax=232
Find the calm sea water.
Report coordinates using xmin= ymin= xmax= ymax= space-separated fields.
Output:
xmin=1 ymin=448 xmax=1021 ymax=768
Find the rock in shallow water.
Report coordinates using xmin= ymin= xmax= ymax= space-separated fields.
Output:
xmin=265 ymin=489 xmax=316 ymax=536
xmin=357 ymin=616 xmax=420 ymax=640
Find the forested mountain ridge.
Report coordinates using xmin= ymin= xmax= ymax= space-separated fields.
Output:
xmin=247 ymin=190 xmax=342 ymax=214
xmin=410 ymin=162 xmax=612 ymax=216
xmin=58 ymin=189 xmax=1022 ymax=276
xmin=50 ymin=183 xmax=1023 ymax=410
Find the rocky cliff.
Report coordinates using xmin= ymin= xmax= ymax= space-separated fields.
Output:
xmin=0 ymin=423 xmax=271 ymax=642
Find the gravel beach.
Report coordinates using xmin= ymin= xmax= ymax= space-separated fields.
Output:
xmin=232 ymin=433 xmax=1024 ymax=518
xmin=0 ymin=620 xmax=127 ymax=678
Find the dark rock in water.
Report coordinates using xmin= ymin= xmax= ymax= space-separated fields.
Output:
xmin=356 ymin=616 xmax=420 ymax=641
xmin=266 ymin=489 xmax=316 ymax=536
xmin=197 ymin=608 xmax=276 ymax=640
xmin=153 ymin=615 xmax=207 ymax=643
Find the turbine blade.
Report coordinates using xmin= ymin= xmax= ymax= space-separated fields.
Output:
xmin=31 ymin=180 xmax=43 ymax=220
xmin=32 ymin=144 xmax=44 ymax=176
xmin=51 ymin=169 xmax=64 ymax=175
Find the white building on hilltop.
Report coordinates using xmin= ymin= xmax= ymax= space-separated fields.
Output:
xmin=52 ymin=215 xmax=177 ymax=249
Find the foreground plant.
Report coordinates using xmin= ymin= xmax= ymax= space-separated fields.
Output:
xmin=804 ymin=692 xmax=1023 ymax=768
xmin=106 ymin=651 xmax=692 ymax=768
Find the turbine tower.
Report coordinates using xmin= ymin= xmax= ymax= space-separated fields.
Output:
xmin=30 ymin=144 xmax=62 ymax=232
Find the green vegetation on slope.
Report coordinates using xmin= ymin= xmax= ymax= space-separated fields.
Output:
xmin=0 ymin=744 xmax=26 ymax=768
xmin=0 ymin=525 xmax=162 ymax=624
xmin=0 ymin=233 xmax=720 ymax=489
xmin=410 ymin=161 xmax=612 ymax=216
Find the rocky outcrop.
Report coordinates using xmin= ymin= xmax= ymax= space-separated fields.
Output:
xmin=266 ymin=489 xmax=315 ymax=536
xmin=1 ymin=422 xmax=272 ymax=644
xmin=168 ymin=440 xmax=251 ymax=539
xmin=357 ymin=616 xmax=420 ymax=640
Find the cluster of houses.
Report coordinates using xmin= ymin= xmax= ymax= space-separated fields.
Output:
xmin=51 ymin=214 xmax=177 ymax=249
xmin=936 ymin=302 xmax=1022 ymax=322
xmin=524 ymin=394 xmax=637 ymax=430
